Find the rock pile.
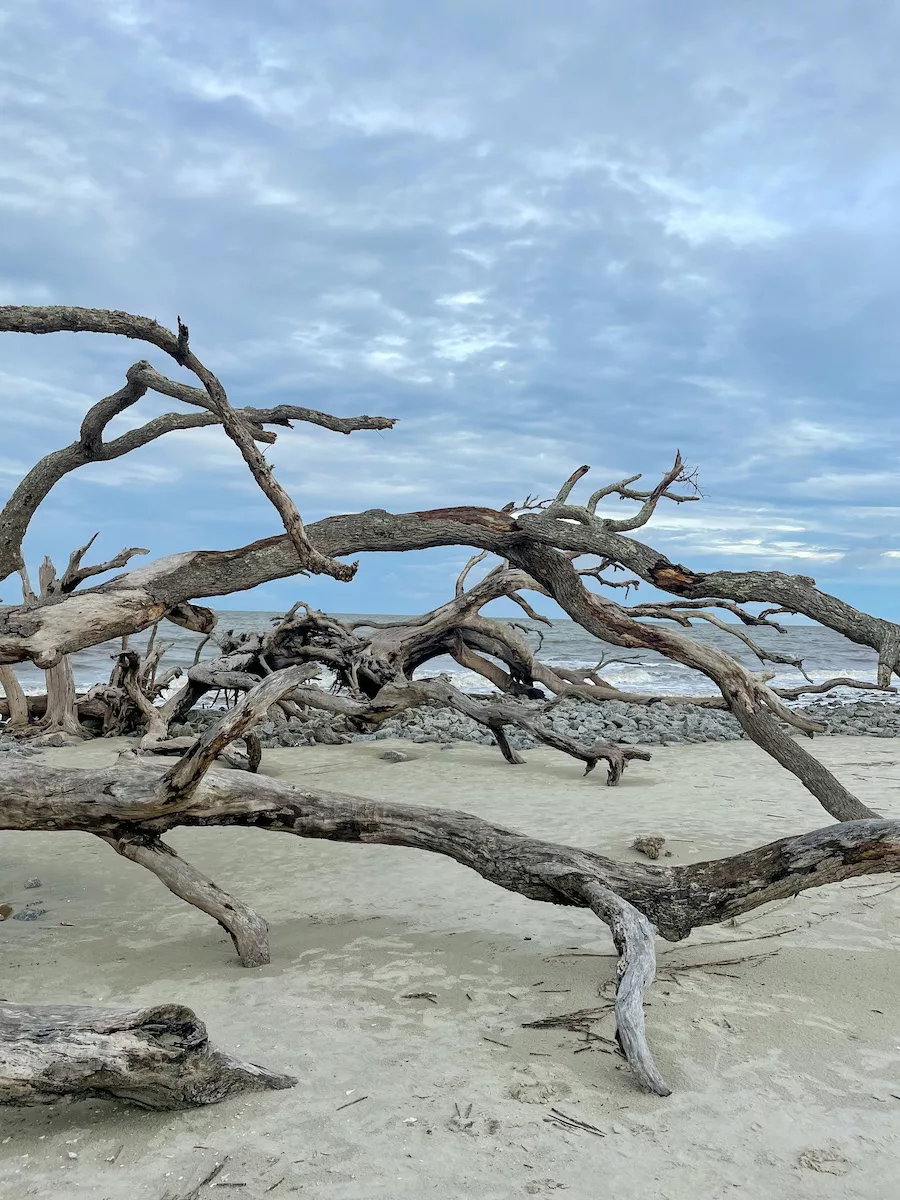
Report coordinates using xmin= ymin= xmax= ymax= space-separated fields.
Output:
xmin=0 ymin=734 xmax=41 ymax=757
xmin=177 ymin=694 xmax=900 ymax=750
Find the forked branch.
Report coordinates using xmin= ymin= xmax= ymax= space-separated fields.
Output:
xmin=0 ymin=306 xmax=393 ymax=585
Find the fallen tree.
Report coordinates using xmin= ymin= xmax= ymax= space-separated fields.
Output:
xmin=3 ymin=668 xmax=900 ymax=1097
xmin=3 ymin=305 xmax=898 ymax=1102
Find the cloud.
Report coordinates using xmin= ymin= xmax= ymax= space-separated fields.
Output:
xmin=792 ymin=471 xmax=900 ymax=499
xmin=1 ymin=0 xmax=898 ymax=610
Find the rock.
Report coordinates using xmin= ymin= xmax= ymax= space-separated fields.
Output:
xmin=379 ymin=749 xmax=409 ymax=762
xmin=12 ymin=907 xmax=47 ymax=921
xmin=632 ymin=835 xmax=666 ymax=860
xmin=797 ymin=1149 xmax=850 ymax=1176
xmin=31 ymin=732 xmax=75 ymax=748
xmin=0 ymin=905 xmax=12 ymax=921
xmin=23 ymin=877 xmax=42 ymax=889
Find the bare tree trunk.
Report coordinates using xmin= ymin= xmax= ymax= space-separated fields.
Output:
xmin=0 ymin=665 xmax=28 ymax=729
xmin=0 ymin=694 xmax=108 ymax=722
xmin=0 ymin=1001 xmax=295 ymax=1109
xmin=40 ymin=655 xmax=84 ymax=737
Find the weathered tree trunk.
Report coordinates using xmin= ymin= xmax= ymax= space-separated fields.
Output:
xmin=0 ymin=665 xmax=28 ymax=729
xmin=99 ymin=831 xmax=270 ymax=967
xmin=0 ymin=509 xmax=881 ymax=820
xmin=2 ymin=670 xmax=899 ymax=1097
xmin=40 ymin=655 xmax=84 ymax=737
xmin=3 ymin=306 xmax=900 ymax=1098
xmin=0 ymin=1002 xmax=295 ymax=1109
xmin=0 ymin=693 xmax=109 ymax=722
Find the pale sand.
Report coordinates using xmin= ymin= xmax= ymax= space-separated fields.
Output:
xmin=1 ymin=736 xmax=899 ymax=1199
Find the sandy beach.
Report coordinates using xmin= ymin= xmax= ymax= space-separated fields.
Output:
xmin=2 ymin=735 xmax=899 ymax=1199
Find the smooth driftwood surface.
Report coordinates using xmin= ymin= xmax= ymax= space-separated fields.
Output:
xmin=0 ymin=1001 xmax=296 ymax=1109
xmin=3 ymin=745 xmax=899 ymax=1095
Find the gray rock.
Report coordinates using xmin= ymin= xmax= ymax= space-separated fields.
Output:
xmin=380 ymin=749 xmax=409 ymax=762
xmin=23 ymin=877 xmax=42 ymax=889
xmin=32 ymin=732 xmax=70 ymax=748
xmin=12 ymin=907 xmax=46 ymax=921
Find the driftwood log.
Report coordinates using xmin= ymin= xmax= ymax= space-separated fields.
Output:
xmin=0 ymin=1002 xmax=295 ymax=1109
xmin=0 ymin=305 xmax=891 ymax=823
xmin=4 ymin=669 xmax=900 ymax=1098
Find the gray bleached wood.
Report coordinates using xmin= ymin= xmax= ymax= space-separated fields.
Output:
xmin=2 ymin=743 xmax=899 ymax=1094
xmin=0 ymin=511 xmax=877 ymax=819
xmin=0 ymin=306 xmax=393 ymax=585
xmin=0 ymin=1001 xmax=295 ymax=1108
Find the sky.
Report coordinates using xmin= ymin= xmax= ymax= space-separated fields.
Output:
xmin=1 ymin=0 xmax=899 ymax=619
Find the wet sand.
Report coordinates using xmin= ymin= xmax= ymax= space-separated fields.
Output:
xmin=2 ymin=736 xmax=899 ymax=1198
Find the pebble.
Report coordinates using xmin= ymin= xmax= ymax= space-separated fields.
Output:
xmin=379 ymin=749 xmax=409 ymax=763
xmin=23 ymin=878 xmax=42 ymax=889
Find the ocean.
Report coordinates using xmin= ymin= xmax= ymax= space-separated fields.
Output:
xmin=4 ymin=611 xmax=889 ymax=704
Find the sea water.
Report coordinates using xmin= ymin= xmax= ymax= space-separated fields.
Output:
xmin=4 ymin=611 xmax=887 ymax=704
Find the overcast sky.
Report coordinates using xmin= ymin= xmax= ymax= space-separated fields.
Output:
xmin=2 ymin=0 xmax=898 ymax=618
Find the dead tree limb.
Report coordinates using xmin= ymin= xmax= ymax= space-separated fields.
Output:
xmin=99 ymin=832 xmax=270 ymax=967
xmin=2 ymin=748 xmax=899 ymax=1094
xmin=576 ymin=881 xmax=669 ymax=1095
xmin=501 ymin=540 xmax=874 ymax=823
xmin=0 ymin=307 xmax=393 ymax=585
xmin=0 ymin=1001 xmax=295 ymax=1109
xmin=0 ymin=306 xmax=377 ymax=582
xmin=2 ymin=514 xmax=875 ymax=817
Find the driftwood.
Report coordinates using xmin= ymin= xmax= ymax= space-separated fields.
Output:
xmin=0 ymin=692 xmax=108 ymax=722
xmin=0 ymin=1002 xmax=295 ymax=1109
xmin=3 ymin=306 xmax=900 ymax=1101
xmin=0 ymin=665 xmax=28 ymax=728
xmin=120 ymin=560 xmax=877 ymax=802
xmin=0 ymin=494 xmax=880 ymax=820
xmin=3 ymin=669 xmax=900 ymax=1097
xmin=0 ymin=307 xmax=394 ymax=583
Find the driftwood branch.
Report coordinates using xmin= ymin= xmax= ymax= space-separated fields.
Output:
xmin=0 ymin=307 xmax=393 ymax=585
xmin=577 ymin=881 xmax=670 ymax=1096
xmin=0 ymin=510 xmax=878 ymax=820
xmin=0 ymin=1001 xmax=295 ymax=1109
xmin=99 ymin=832 xmax=270 ymax=967
xmin=2 ymin=750 xmax=899 ymax=1095
xmin=160 ymin=664 xmax=315 ymax=804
